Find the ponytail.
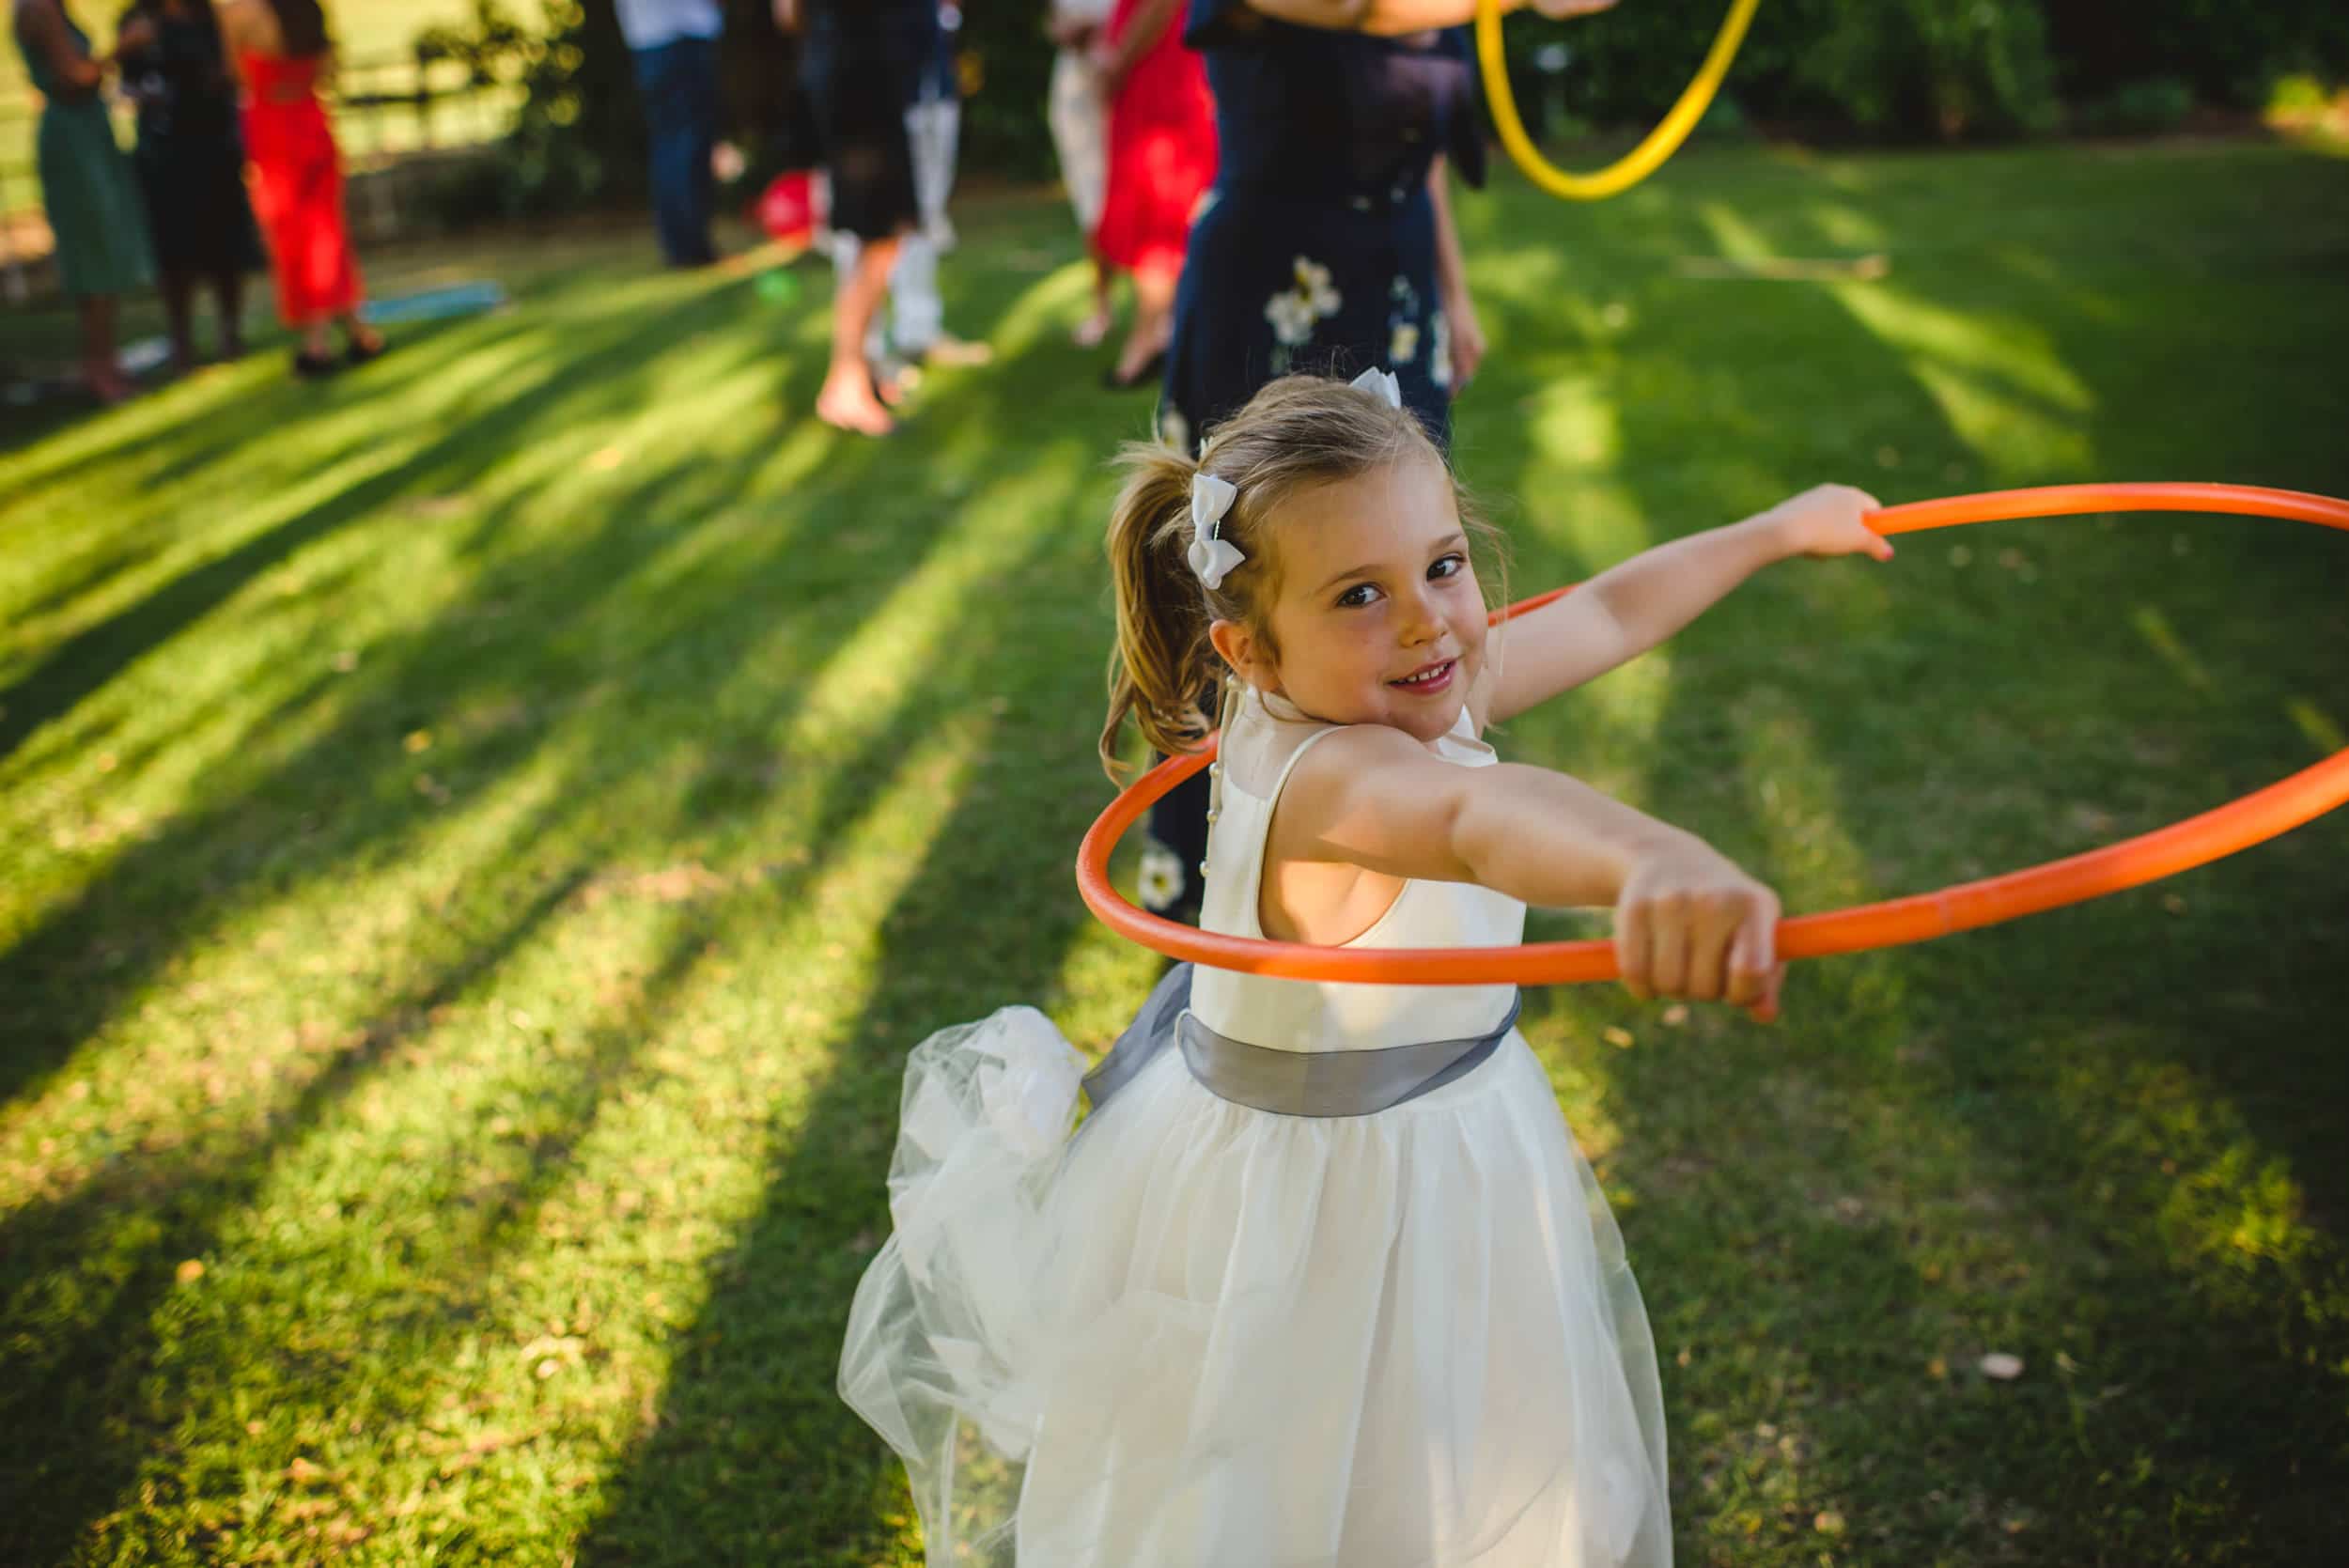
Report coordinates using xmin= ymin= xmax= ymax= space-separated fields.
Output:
xmin=1101 ymin=442 xmax=1220 ymax=779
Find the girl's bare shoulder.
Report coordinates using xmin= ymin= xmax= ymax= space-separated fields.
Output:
xmin=1271 ymin=722 xmax=1486 ymax=881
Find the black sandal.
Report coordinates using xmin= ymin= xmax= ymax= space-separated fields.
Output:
xmin=292 ymin=349 xmax=339 ymax=380
xmin=346 ymin=335 xmax=387 ymax=368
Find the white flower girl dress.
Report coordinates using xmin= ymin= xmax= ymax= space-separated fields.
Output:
xmin=838 ymin=687 xmax=1672 ymax=1566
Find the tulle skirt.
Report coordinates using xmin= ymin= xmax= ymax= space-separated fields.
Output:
xmin=838 ymin=1005 xmax=1672 ymax=1567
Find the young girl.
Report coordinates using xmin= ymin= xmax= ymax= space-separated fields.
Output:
xmin=838 ymin=370 xmax=1890 ymax=1566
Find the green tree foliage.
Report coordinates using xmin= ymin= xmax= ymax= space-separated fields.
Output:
xmin=1502 ymin=0 xmax=2344 ymax=143
xmin=952 ymin=4 xmax=1059 ymax=182
xmin=1797 ymin=0 xmax=2059 ymax=137
xmin=1504 ymin=0 xmax=2057 ymax=142
xmin=415 ymin=0 xmax=642 ymax=223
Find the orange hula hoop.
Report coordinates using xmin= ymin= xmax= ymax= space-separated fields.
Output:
xmin=1076 ymin=483 xmax=2349 ymax=986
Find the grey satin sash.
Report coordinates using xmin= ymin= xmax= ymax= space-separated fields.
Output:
xmin=1082 ymin=963 xmax=1521 ymax=1120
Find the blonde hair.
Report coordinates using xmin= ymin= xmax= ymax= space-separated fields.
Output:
xmin=1101 ymin=375 xmax=1505 ymax=779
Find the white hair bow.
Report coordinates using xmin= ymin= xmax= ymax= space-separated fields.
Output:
xmin=1350 ymin=365 xmax=1403 ymax=409
xmin=1187 ymin=472 xmax=1244 ymax=592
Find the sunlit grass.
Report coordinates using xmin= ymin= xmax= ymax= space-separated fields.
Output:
xmin=4 ymin=140 xmax=2347 ymax=1565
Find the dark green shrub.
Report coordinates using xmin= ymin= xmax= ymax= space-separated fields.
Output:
xmin=1692 ymin=93 xmax=1752 ymax=142
xmin=1501 ymin=0 xmax=2342 ymax=144
xmin=954 ymin=8 xmax=1059 ymax=184
xmin=1794 ymin=0 xmax=2059 ymax=139
xmin=2071 ymin=76 xmax=2197 ymax=137
xmin=2046 ymin=0 xmax=2349 ymax=110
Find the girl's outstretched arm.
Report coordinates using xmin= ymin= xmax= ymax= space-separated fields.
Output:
xmin=1486 ymin=485 xmax=1889 ymax=724
xmin=1277 ymin=724 xmax=1786 ymax=1017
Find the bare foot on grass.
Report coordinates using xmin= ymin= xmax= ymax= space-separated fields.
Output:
xmin=817 ymin=366 xmax=895 ymax=437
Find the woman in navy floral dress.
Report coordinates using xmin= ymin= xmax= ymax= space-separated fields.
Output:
xmin=1143 ymin=0 xmax=1611 ymax=922
xmin=1157 ymin=1 xmax=1502 ymax=458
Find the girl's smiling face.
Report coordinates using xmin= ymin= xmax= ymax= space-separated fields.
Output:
xmin=1210 ymin=453 xmax=1487 ymax=744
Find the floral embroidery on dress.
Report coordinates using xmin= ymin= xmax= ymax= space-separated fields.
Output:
xmin=1264 ymin=256 xmax=1344 ymax=374
xmin=1138 ymin=846 xmax=1185 ymax=911
xmin=1429 ymin=307 xmax=1454 ymax=390
xmin=1387 ymin=274 xmax=1423 ymax=366
xmin=1159 ymin=405 xmax=1191 ymax=455
xmin=1265 ymin=291 xmax=1316 ymax=349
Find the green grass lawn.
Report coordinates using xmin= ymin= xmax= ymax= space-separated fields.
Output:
xmin=4 ymin=138 xmax=2348 ymax=1566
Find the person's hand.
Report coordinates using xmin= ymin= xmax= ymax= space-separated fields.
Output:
xmin=1614 ymin=833 xmax=1785 ymax=1023
xmin=1756 ymin=483 xmax=1892 ymax=562
xmin=1443 ymin=293 xmax=1486 ymax=393
xmin=116 ymin=15 xmax=159 ymax=53
xmin=1532 ymin=0 xmax=1622 ymax=19
xmin=771 ymin=0 xmax=801 ymax=34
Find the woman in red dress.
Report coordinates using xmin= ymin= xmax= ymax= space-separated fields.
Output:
xmin=218 ymin=0 xmax=380 ymax=377
xmin=1091 ymin=0 xmax=1216 ymax=389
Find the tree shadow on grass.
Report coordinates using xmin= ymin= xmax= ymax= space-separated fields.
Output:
xmin=569 ymin=455 xmax=1126 ymax=1568
xmin=0 ymin=861 xmax=592 ymax=1566
xmin=0 ymin=256 xmax=642 ymax=481
xmin=0 ymin=258 xmax=1077 ymax=1558
xmin=0 ymin=318 xmax=855 ymax=1110
xmin=0 ymin=273 xmax=764 ymax=778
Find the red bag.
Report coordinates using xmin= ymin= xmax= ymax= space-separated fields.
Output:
xmin=756 ymin=171 xmax=820 ymax=249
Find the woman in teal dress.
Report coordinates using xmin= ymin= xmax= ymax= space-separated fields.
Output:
xmin=13 ymin=0 xmax=154 ymax=403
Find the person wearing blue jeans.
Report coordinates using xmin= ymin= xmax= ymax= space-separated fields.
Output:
xmin=617 ymin=0 xmax=723 ymax=268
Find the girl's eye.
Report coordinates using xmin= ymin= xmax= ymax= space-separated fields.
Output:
xmin=1335 ymin=582 xmax=1381 ymax=609
xmin=1428 ymin=554 xmax=1466 ymax=581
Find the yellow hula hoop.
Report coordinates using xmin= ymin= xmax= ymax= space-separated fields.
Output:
xmin=1474 ymin=0 xmax=1764 ymax=200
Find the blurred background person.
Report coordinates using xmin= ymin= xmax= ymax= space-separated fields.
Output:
xmin=1090 ymin=0 xmax=1214 ymax=391
xmin=843 ymin=0 xmax=992 ymax=386
xmin=1047 ymin=0 xmax=1113 ymax=347
xmin=615 ymin=0 xmax=722 ymax=269
xmin=1155 ymin=0 xmax=1540 ymax=454
xmin=776 ymin=0 xmax=921 ymax=437
xmin=117 ymin=0 xmax=260 ymax=371
xmin=12 ymin=0 xmax=153 ymax=403
xmin=218 ymin=0 xmax=381 ymax=377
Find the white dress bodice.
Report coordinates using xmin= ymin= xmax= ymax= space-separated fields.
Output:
xmin=1189 ymin=687 xmax=1527 ymax=1054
